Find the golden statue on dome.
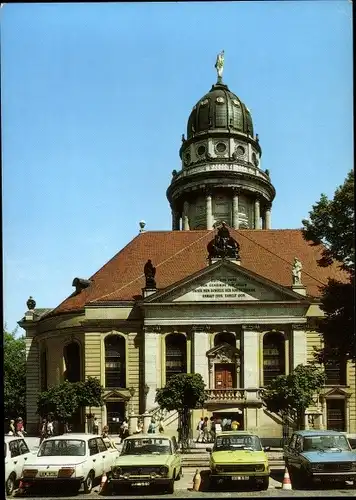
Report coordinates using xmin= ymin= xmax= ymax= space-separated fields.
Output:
xmin=215 ymin=50 xmax=225 ymax=82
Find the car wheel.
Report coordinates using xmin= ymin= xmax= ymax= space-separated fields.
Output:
xmin=166 ymin=479 xmax=174 ymax=494
xmin=83 ymin=471 xmax=95 ymax=494
xmin=258 ymin=477 xmax=269 ymax=490
xmin=6 ymin=474 xmax=15 ymax=496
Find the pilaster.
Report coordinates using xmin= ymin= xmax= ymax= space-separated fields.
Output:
xmin=291 ymin=323 xmax=307 ymax=368
xmin=232 ymin=189 xmax=239 ymax=229
xmin=206 ymin=192 xmax=213 ymax=230
xmin=144 ymin=329 xmax=160 ymax=411
xmin=254 ymin=198 xmax=260 ymax=229
xmin=192 ymin=327 xmax=209 ymax=387
xmin=242 ymin=324 xmax=260 ymax=388
xmin=265 ymin=204 xmax=271 ymax=229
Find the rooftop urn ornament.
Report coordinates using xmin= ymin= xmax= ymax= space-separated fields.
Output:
xmin=26 ymin=296 xmax=36 ymax=311
xmin=215 ymin=50 xmax=225 ymax=83
xmin=292 ymin=257 xmax=303 ymax=285
xmin=139 ymin=220 xmax=146 ymax=233
xmin=144 ymin=259 xmax=156 ymax=288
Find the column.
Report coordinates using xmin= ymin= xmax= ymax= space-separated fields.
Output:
xmin=242 ymin=325 xmax=260 ymax=388
xmin=254 ymin=198 xmax=260 ymax=229
xmin=232 ymin=190 xmax=239 ymax=229
xmin=183 ymin=201 xmax=190 ymax=230
xmin=265 ymin=204 xmax=271 ymax=229
xmin=171 ymin=209 xmax=180 ymax=230
xmin=291 ymin=324 xmax=307 ymax=369
xmin=206 ymin=192 xmax=213 ymax=230
xmin=193 ymin=328 xmax=210 ymax=387
xmin=25 ymin=335 xmax=40 ymax=435
xmin=144 ymin=330 xmax=160 ymax=411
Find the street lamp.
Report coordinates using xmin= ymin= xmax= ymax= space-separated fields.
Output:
xmin=128 ymin=387 xmax=136 ymax=414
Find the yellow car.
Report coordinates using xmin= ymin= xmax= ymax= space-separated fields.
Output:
xmin=109 ymin=434 xmax=182 ymax=494
xmin=208 ymin=431 xmax=270 ymax=490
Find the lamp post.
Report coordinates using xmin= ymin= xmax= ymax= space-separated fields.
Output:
xmin=128 ymin=387 xmax=136 ymax=415
xmin=143 ymin=383 xmax=149 ymax=413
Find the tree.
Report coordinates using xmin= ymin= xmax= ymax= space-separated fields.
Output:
xmin=262 ymin=364 xmax=326 ymax=431
xmin=302 ymin=170 xmax=355 ymax=361
xmin=155 ymin=373 xmax=208 ymax=451
xmin=4 ymin=329 xmax=26 ymax=422
xmin=37 ymin=377 xmax=104 ymax=428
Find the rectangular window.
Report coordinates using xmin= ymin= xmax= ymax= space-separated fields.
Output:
xmin=325 ymin=358 xmax=347 ymax=385
xmin=327 ymin=399 xmax=346 ymax=431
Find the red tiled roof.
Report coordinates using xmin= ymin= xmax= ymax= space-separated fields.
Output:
xmin=49 ymin=229 xmax=348 ymax=317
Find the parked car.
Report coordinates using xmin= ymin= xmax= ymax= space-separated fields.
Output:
xmin=5 ymin=435 xmax=33 ymax=496
xmin=20 ymin=433 xmax=120 ymax=494
xmin=208 ymin=431 xmax=270 ymax=490
xmin=283 ymin=430 xmax=356 ymax=489
xmin=109 ymin=434 xmax=182 ymax=494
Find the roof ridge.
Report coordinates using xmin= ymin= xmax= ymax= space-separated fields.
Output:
xmin=92 ymin=230 xmax=215 ymax=302
xmin=233 ymin=229 xmax=327 ymax=286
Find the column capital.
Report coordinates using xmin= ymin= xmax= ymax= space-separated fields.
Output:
xmin=232 ymin=187 xmax=241 ymax=195
xmin=265 ymin=202 xmax=272 ymax=211
xmin=192 ymin=325 xmax=211 ymax=333
xmin=291 ymin=323 xmax=306 ymax=330
xmin=143 ymin=326 xmax=161 ymax=334
xmin=204 ymin=187 xmax=213 ymax=197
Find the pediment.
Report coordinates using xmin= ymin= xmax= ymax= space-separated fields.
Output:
xmin=322 ymin=387 xmax=351 ymax=399
xmin=144 ymin=259 xmax=310 ymax=304
xmin=207 ymin=342 xmax=240 ymax=362
xmin=103 ymin=389 xmax=130 ymax=401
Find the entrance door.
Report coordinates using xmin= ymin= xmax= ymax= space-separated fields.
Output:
xmin=106 ymin=402 xmax=125 ymax=434
xmin=215 ymin=364 xmax=235 ymax=389
xmin=326 ymin=399 xmax=346 ymax=431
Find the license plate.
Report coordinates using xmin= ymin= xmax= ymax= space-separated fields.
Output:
xmin=132 ymin=482 xmax=150 ymax=487
xmin=232 ymin=476 xmax=249 ymax=481
xmin=39 ymin=471 xmax=57 ymax=477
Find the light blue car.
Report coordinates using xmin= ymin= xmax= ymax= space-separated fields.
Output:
xmin=283 ymin=430 xmax=356 ymax=489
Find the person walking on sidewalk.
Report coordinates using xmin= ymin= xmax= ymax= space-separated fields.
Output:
xmin=195 ymin=417 xmax=204 ymax=443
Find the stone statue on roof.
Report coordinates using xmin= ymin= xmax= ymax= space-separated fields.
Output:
xmin=292 ymin=257 xmax=303 ymax=285
xmin=144 ymin=259 xmax=156 ymax=288
xmin=26 ymin=296 xmax=36 ymax=311
xmin=208 ymin=222 xmax=240 ymax=260
xmin=215 ymin=50 xmax=225 ymax=81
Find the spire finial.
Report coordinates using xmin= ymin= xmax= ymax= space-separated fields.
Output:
xmin=215 ymin=50 xmax=225 ymax=83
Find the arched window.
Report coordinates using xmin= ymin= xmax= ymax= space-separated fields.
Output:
xmin=105 ymin=335 xmax=126 ymax=388
xmin=263 ymin=333 xmax=285 ymax=386
xmin=63 ymin=342 xmax=81 ymax=382
xmin=40 ymin=349 xmax=47 ymax=391
xmin=214 ymin=331 xmax=236 ymax=347
xmin=165 ymin=334 xmax=187 ymax=382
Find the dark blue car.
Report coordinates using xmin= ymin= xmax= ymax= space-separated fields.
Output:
xmin=283 ymin=430 xmax=356 ymax=489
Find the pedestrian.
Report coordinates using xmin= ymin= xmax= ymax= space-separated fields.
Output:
xmin=16 ymin=417 xmax=26 ymax=437
xmin=46 ymin=416 xmax=54 ymax=437
xmin=148 ymin=417 xmax=156 ymax=434
xmin=135 ymin=420 xmax=143 ymax=434
xmin=8 ymin=420 xmax=15 ymax=436
xmin=120 ymin=419 xmax=129 ymax=439
xmin=158 ymin=418 xmax=164 ymax=434
xmin=210 ymin=418 xmax=216 ymax=443
xmin=231 ymin=420 xmax=240 ymax=431
xmin=196 ymin=417 xmax=204 ymax=443
xmin=202 ymin=417 xmax=209 ymax=443
xmin=215 ymin=418 xmax=222 ymax=435
xmin=226 ymin=417 xmax=231 ymax=431
xmin=93 ymin=416 xmax=99 ymax=435
xmin=222 ymin=417 xmax=228 ymax=431
xmin=39 ymin=418 xmax=47 ymax=444
xmin=102 ymin=425 xmax=109 ymax=439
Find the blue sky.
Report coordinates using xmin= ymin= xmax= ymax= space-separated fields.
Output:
xmin=2 ymin=1 xmax=353 ymax=333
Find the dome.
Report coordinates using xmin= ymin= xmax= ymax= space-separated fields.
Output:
xmin=187 ymin=82 xmax=254 ymax=140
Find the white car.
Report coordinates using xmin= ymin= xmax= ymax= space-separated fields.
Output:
xmin=5 ymin=435 xmax=33 ymax=496
xmin=21 ymin=433 xmax=120 ymax=494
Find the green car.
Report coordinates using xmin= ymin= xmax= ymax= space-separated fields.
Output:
xmin=109 ymin=434 xmax=182 ymax=494
xmin=208 ymin=431 xmax=270 ymax=490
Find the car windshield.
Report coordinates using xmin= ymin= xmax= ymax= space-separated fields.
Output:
xmin=121 ymin=438 xmax=172 ymax=456
xmin=38 ymin=439 xmax=86 ymax=457
xmin=214 ymin=435 xmax=262 ymax=452
xmin=303 ymin=435 xmax=351 ymax=452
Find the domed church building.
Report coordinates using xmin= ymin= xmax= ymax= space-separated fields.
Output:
xmin=19 ymin=55 xmax=355 ymax=439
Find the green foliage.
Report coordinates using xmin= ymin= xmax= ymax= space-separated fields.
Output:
xmin=4 ymin=329 xmax=26 ymax=420
xmin=262 ymin=364 xmax=326 ymax=430
xmin=302 ymin=170 xmax=355 ymax=361
xmin=156 ymin=373 xmax=208 ymax=450
xmin=37 ymin=377 xmax=104 ymax=423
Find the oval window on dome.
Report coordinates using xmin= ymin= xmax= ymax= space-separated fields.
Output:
xmin=236 ymin=145 xmax=245 ymax=156
xmin=232 ymin=99 xmax=240 ymax=106
xmin=197 ymin=145 xmax=206 ymax=156
xmin=215 ymin=142 xmax=227 ymax=154
xmin=216 ymin=97 xmax=225 ymax=104
xmin=200 ymin=99 xmax=209 ymax=106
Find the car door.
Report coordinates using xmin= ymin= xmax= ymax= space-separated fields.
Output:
xmin=8 ymin=440 xmax=24 ymax=481
xmin=284 ymin=434 xmax=298 ymax=470
xmin=96 ymin=438 xmax=111 ymax=474
xmin=88 ymin=438 xmax=103 ymax=479
xmin=18 ymin=438 xmax=31 ymax=471
xmin=171 ymin=437 xmax=181 ymax=473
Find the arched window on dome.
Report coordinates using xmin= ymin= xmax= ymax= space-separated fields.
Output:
xmin=263 ymin=333 xmax=285 ymax=386
xmin=165 ymin=334 xmax=187 ymax=383
xmin=105 ymin=335 xmax=126 ymax=388
xmin=63 ymin=341 xmax=81 ymax=383
xmin=214 ymin=331 xmax=236 ymax=348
